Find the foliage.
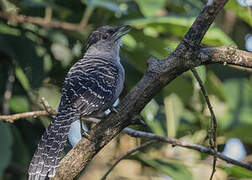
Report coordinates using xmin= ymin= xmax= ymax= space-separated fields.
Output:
xmin=0 ymin=0 xmax=251 ymax=179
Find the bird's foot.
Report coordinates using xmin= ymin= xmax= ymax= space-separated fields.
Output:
xmin=80 ymin=120 xmax=92 ymax=140
xmin=111 ymin=107 xmax=118 ymax=113
xmin=81 ymin=130 xmax=92 ymax=140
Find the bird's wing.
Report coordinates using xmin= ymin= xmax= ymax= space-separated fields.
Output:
xmin=60 ymin=59 xmax=120 ymax=116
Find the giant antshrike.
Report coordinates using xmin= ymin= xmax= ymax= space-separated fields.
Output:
xmin=28 ymin=25 xmax=131 ymax=180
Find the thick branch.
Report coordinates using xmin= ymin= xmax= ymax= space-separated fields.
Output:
xmin=54 ymin=3 xmax=252 ymax=179
xmin=0 ymin=11 xmax=91 ymax=32
xmin=174 ymin=0 xmax=228 ymax=55
xmin=200 ymin=46 xmax=252 ymax=68
xmin=1 ymin=0 xmax=246 ymax=178
xmin=1 ymin=0 xmax=251 ymax=178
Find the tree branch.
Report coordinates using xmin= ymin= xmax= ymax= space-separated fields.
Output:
xmin=0 ymin=110 xmax=50 ymax=123
xmin=2 ymin=66 xmax=15 ymax=115
xmin=1 ymin=0 xmax=252 ymax=179
xmin=200 ymin=45 xmax=252 ymax=68
xmin=1 ymin=101 xmax=252 ymax=172
xmin=0 ymin=11 xmax=91 ymax=32
xmin=101 ymin=140 xmax=157 ymax=180
xmin=123 ymin=128 xmax=252 ymax=171
xmin=191 ymin=68 xmax=217 ymax=180
xmin=53 ymin=1 xmax=233 ymax=179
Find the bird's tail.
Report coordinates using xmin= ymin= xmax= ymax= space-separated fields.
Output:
xmin=28 ymin=107 xmax=78 ymax=180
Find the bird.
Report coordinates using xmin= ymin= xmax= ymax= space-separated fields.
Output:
xmin=28 ymin=24 xmax=131 ymax=180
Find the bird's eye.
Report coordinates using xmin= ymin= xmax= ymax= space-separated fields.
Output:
xmin=103 ymin=33 xmax=110 ymax=39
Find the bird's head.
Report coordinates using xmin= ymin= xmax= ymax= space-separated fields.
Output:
xmin=85 ymin=25 xmax=131 ymax=55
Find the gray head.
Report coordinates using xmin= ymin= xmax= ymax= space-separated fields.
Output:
xmin=84 ymin=25 xmax=131 ymax=58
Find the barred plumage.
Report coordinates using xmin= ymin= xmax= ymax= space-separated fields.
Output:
xmin=28 ymin=25 xmax=131 ymax=180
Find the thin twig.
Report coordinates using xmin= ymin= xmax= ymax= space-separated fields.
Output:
xmin=0 ymin=111 xmax=50 ymax=123
xmin=44 ymin=7 xmax=52 ymax=23
xmin=101 ymin=140 xmax=157 ymax=180
xmin=123 ymin=128 xmax=252 ymax=171
xmin=191 ymin=68 xmax=217 ymax=180
xmin=40 ymin=97 xmax=58 ymax=114
xmin=0 ymin=97 xmax=57 ymax=123
xmin=79 ymin=6 xmax=94 ymax=30
xmin=2 ymin=66 xmax=15 ymax=115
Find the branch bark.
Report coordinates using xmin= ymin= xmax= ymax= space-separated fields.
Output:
xmin=123 ymin=128 xmax=252 ymax=171
xmin=0 ymin=11 xmax=91 ymax=32
xmin=1 ymin=0 xmax=252 ymax=179
xmin=52 ymin=0 xmax=244 ymax=179
xmin=200 ymin=45 xmax=252 ymax=68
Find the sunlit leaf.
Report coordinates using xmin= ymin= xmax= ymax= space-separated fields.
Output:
xmin=15 ymin=66 xmax=31 ymax=91
xmin=9 ymin=95 xmax=30 ymax=113
xmin=137 ymin=154 xmax=193 ymax=180
xmin=225 ymin=125 xmax=252 ymax=144
xmin=141 ymin=99 xmax=165 ymax=135
xmin=81 ymin=0 xmax=124 ymax=13
xmin=203 ymin=27 xmax=237 ymax=46
xmin=221 ymin=165 xmax=252 ymax=178
xmin=164 ymin=93 xmax=183 ymax=137
xmin=206 ymin=71 xmax=226 ymax=102
xmin=135 ymin=0 xmax=166 ymax=17
xmin=0 ymin=23 xmax=20 ymax=36
xmin=38 ymin=85 xmax=61 ymax=109
xmin=193 ymin=66 xmax=206 ymax=85
xmin=0 ymin=0 xmax=18 ymax=12
xmin=162 ymin=74 xmax=194 ymax=105
xmin=127 ymin=15 xmax=195 ymax=28
xmin=225 ymin=0 xmax=252 ymax=27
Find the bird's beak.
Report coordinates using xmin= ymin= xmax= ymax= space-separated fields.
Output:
xmin=110 ymin=24 xmax=132 ymax=42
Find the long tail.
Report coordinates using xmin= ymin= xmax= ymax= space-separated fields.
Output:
xmin=28 ymin=107 xmax=78 ymax=180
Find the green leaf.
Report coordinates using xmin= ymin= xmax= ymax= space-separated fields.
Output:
xmin=135 ymin=0 xmax=166 ymax=17
xmin=217 ymin=78 xmax=252 ymax=128
xmin=193 ymin=66 xmax=206 ymax=85
xmin=141 ymin=99 xmax=165 ymax=136
xmin=15 ymin=66 xmax=31 ymax=91
xmin=0 ymin=121 xmax=13 ymax=174
xmin=206 ymin=71 xmax=226 ymax=102
xmin=137 ymin=154 xmax=193 ymax=180
xmin=225 ymin=125 xmax=252 ymax=145
xmin=22 ymin=0 xmax=57 ymax=8
xmin=127 ymin=15 xmax=195 ymax=28
xmin=225 ymin=0 xmax=252 ymax=27
xmin=51 ymin=43 xmax=73 ymax=67
xmin=0 ymin=0 xmax=18 ymax=12
xmin=0 ymin=23 xmax=20 ymax=36
xmin=203 ymin=27 xmax=237 ymax=46
xmin=38 ymin=85 xmax=61 ymax=109
xmin=164 ymin=93 xmax=183 ymax=137
xmin=162 ymin=74 xmax=194 ymax=105
xmin=221 ymin=165 xmax=252 ymax=178
xmin=9 ymin=95 xmax=30 ymax=113
xmin=82 ymin=0 xmax=124 ymax=13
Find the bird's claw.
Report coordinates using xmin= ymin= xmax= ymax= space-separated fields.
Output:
xmin=111 ymin=107 xmax=118 ymax=113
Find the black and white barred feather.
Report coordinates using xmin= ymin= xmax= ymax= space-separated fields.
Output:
xmin=28 ymin=25 xmax=130 ymax=179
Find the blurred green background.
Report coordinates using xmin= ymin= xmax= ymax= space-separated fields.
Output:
xmin=0 ymin=0 xmax=252 ymax=179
